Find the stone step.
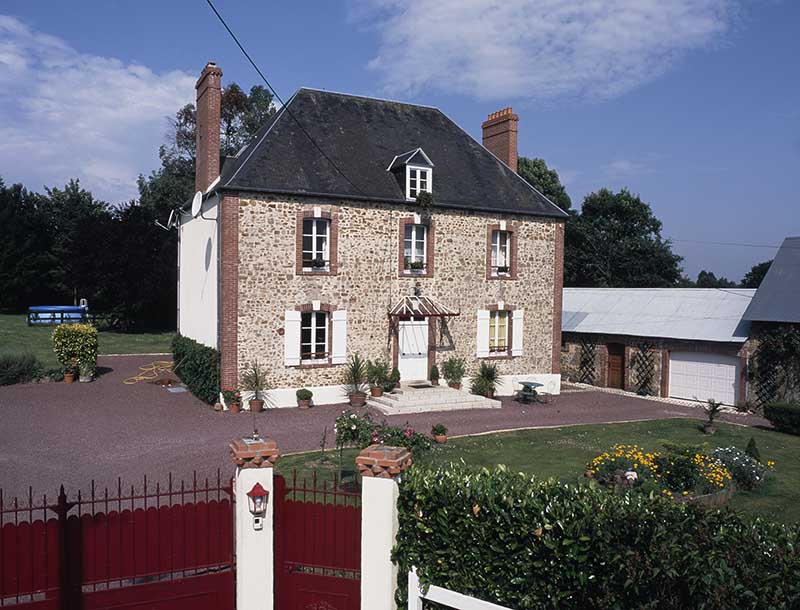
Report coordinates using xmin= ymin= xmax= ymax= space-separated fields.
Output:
xmin=367 ymin=388 xmax=501 ymax=414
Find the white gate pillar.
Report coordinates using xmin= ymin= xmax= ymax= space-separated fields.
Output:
xmin=357 ymin=445 xmax=413 ymax=610
xmin=230 ymin=435 xmax=280 ymax=610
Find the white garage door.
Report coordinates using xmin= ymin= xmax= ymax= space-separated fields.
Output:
xmin=669 ymin=351 xmax=740 ymax=405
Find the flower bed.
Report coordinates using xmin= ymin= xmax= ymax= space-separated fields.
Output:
xmin=334 ymin=410 xmax=431 ymax=454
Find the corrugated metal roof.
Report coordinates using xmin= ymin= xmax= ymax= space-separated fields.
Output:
xmin=563 ymin=288 xmax=755 ymax=343
xmin=742 ymin=236 xmax=800 ymax=323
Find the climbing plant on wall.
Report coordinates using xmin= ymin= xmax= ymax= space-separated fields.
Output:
xmin=749 ymin=324 xmax=800 ymax=407
xmin=632 ymin=341 xmax=656 ymax=396
xmin=578 ymin=337 xmax=597 ymax=384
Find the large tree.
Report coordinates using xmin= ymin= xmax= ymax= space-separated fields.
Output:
xmin=517 ymin=157 xmax=572 ymax=211
xmin=694 ymin=270 xmax=737 ymax=288
xmin=741 ymin=260 xmax=772 ymax=288
xmin=566 ymin=188 xmax=683 ymax=287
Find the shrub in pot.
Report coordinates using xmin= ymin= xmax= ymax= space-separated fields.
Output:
xmin=296 ymin=388 xmax=313 ymax=409
xmin=241 ymin=362 xmax=268 ymax=412
xmin=431 ymin=423 xmax=448 ymax=444
xmin=442 ymin=357 xmax=466 ymax=390
xmin=63 ymin=358 xmax=78 ymax=384
xmin=367 ymin=359 xmax=389 ymax=397
xmin=384 ymin=367 xmax=401 ymax=393
xmin=430 ymin=365 xmax=440 ymax=386
xmin=703 ymin=399 xmax=723 ymax=434
xmin=52 ymin=324 xmax=98 ymax=381
xmin=471 ymin=361 xmax=499 ymax=398
xmin=342 ymin=353 xmax=368 ymax=407
xmin=221 ymin=388 xmax=241 ymax=413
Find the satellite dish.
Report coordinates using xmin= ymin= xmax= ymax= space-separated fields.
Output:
xmin=191 ymin=191 xmax=203 ymax=218
xmin=166 ymin=209 xmax=177 ymax=229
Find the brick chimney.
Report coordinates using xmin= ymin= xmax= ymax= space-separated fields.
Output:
xmin=482 ymin=107 xmax=519 ymax=173
xmin=195 ymin=61 xmax=223 ymax=193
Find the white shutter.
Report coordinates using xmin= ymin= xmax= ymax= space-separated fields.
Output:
xmin=284 ymin=310 xmax=301 ymax=366
xmin=476 ymin=310 xmax=490 ymax=358
xmin=331 ymin=310 xmax=347 ymax=364
xmin=511 ymin=308 xmax=524 ymax=357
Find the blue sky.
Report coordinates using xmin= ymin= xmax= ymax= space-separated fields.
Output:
xmin=1 ymin=1 xmax=797 ymax=280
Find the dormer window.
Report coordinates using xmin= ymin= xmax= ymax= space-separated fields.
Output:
xmin=407 ymin=166 xmax=432 ymax=200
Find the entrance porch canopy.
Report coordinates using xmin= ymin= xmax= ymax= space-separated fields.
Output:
xmin=388 ymin=295 xmax=460 ymax=318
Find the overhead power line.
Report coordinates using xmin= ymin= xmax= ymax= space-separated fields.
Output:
xmin=204 ymin=0 xmax=365 ymax=195
xmin=669 ymin=238 xmax=799 ymax=250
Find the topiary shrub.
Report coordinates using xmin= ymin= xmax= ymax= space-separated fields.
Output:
xmin=764 ymin=402 xmax=800 ymax=435
xmin=52 ymin=323 xmax=98 ymax=373
xmin=171 ymin=334 xmax=220 ymax=404
xmin=0 ymin=353 xmax=44 ymax=385
xmin=393 ymin=463 xmax=800 ymax=609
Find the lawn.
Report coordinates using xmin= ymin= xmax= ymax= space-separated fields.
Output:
xmin=277 ymin=418 xmax=800 ymax=524
xmin=0 ymin=314 xmax=175 ymax=368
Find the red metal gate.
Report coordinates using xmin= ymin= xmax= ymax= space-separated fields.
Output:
xmin=274 ymin=472 xmax=361 ymax=610
xmin=0 ymin=471 xmax=234 ymax=610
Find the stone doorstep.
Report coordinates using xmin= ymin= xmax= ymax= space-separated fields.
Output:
xmin=367 ymin=394 xmax=501 ymax=414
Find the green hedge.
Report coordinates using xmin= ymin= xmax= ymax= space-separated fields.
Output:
xmin=393 ymin=464 xmax=800 ymax=609
xmin=764 ymin=403 xmax=800 ymax=435
xmin=172 ymin=334 xmax=220 ymax=404
xmin=0 ymin=353 xmax=43 ymax=385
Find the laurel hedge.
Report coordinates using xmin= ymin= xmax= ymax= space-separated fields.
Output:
xmin=171 ymin=334 xmax=220 ymax=404
xmin=764 ymin=403 xmax=800 ymax=435
xmin=393 ymin=464 xmax=800 ymax=609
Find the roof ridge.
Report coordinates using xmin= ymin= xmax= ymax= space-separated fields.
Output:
xmin=297 ymin=87 xmax=441 ymax=111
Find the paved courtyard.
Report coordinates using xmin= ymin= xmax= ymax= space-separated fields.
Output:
xmin=0 ymin=355 xmax=768 ymax=499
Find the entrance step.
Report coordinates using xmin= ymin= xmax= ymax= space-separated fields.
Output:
xmin=367 ymin=384 xmax=501 ymax=414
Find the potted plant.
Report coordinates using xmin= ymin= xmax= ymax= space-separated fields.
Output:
xmin=342 ymin=353 xmax=369 ymax=407
xmin=431 ymin=423 xmax=448 ymax=444
xmin=296 ymin=388 xmax=313 ymax=409
xmin=409 ymin=260 xmax=425 ymax=272
xmin=311 ymin=256 xmax=327 ymax=269
xmin=471 ymin=361 xmax=499 ymax=398
xmin=496 ymin=264 xmax=510 ymax=275
xmin=367 ymin=359 xmax=389 ymax=397
xmin=241 ymin=362 xmax=268 ymax=412
xmin=442 ymin=356 xmax=466 ymax=390
xmin=703 ymin=399 xmax=723 ymax=434
xmin=222 ymin=388 xmax=241 ymax=413
xmin=430 ymin=364 xmax=440 ymax=385
xmin=63 ymin=358 xmax=77 ymax=384
xmin=383 ymin=367 xmax=401 ymax=393
xmin=78 ymin=360 xmax=94 ymax=383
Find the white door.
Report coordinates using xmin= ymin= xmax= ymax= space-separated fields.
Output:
xmin=398 ymin=319 xmax=429 ymax=381
xmin=669 ymin=351 xmax=740 ymax=405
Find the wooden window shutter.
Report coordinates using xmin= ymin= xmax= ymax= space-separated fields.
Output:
xmin=284 ymin=310 xmax=301 ymax=366
xmin=512 ymin=308 xmax=525 ymax=357
xmin=331 ymin=310 xmax=348 ymax=364
xmin=476 ymin=309 xmax=490 ymax=358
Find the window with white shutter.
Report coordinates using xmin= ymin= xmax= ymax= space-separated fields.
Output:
xmin=476 ymin=310 xmax=490 ymax=358
xmin=284 ymin=310 xmax=302 ymax=366
xmin=511 ymin=309 xmax=524 ymax=356
xmin=331 ymin=310 xmax=347 ymax=364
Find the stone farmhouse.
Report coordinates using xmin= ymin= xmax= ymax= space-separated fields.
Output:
xmin=178 ymin=62 xmax=567 ymax=407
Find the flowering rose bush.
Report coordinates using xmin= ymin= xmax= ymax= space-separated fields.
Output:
xmin=334 ymin=410 xmax=431 ymax=454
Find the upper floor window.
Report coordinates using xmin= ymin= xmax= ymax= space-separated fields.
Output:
xmin=302 ymin=218 xmax=330 ymax=271
xmin=404 ymin=223 xmax=427 ymax=272
xmin=407 ymin=166 xmax=432 ymax=200
xmin=301 ymin=311 xmax=329 ymax=361
xmin=489 ymin=310 xmax=509 ymax=354
xmin=491 ymin=230 xmax=512 ymax=275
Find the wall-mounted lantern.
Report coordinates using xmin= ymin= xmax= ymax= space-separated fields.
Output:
xmin=247 ymin=482 xmax=269 ymax=530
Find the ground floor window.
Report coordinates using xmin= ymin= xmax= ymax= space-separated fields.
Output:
xmin=489 ymin=310 xmax=509 ymax=353
xmin=301 ymin=311 xmax=329 ymax=361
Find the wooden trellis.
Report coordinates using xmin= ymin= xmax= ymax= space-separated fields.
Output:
xmin=750 ymin=341 xmax=780 ymax=407
xmin=578 ymin=337 xmax=597 ymax=385
xmin=632 ymin=341 xmax=656 ymax=396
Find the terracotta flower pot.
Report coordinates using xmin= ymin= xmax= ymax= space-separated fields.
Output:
xmin=370 ymin=386 xmax=383 ymax=398
xmin=249 ymin=399 xmax=265 ymax=413
xmin=484 ymin=390 xmax=495 ymax=399
xmin=64 ymin=372 xmax=75 ymax=384
xmin=431 ymin=379 xmax=439 ymax=386
xmin=229 ymin=402 xmax=240 ymax=414
xmin=349 ymin=393 xmax=367 ymax=408
xmin=448 ymin=382 xmax=461 ymax=390
xmin=298 ymin=399 xmax=311 ymax=409
xmin=434 ymin=434 xmax=448 ymax=444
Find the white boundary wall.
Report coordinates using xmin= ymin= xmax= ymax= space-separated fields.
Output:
xmin=407 ymin=568 xmax=512 ymax=610
xmin=178 ymin=198 xmax=219 ymax=348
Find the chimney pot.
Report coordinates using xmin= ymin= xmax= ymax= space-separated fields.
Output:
xmin=482 ymin=107 xmax=519 ymax=173
xmin=195 ymin=61 xmax=223 ymax=193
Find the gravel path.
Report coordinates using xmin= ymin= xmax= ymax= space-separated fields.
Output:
xmin=0 ymin=355 xmax=769 ymax=499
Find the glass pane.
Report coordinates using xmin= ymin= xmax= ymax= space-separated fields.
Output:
xmin=301 ymin=313 xmax=312 ymax=327
xmin=315 ymin=235 xmax=326 ymax=254
xmin=404 ymin=241 xmax=412 ymax=259
xmin=303 ymin=218 xmax=314 ymax=234
xmin=405 ymin=225 xmax=414 ymax=240
xmin=315 ymin=312 xmax=327 ymax=327
xmin=315 ymin=327 xmax=326 ymax=344
xmin=302 ymin=236 xmax=313 ymax=253
xmin=301 ymin=327 xmax=311 ymax=343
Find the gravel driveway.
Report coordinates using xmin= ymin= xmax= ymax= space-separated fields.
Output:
xmin=0 ymin=355 xmax=767 ymax=499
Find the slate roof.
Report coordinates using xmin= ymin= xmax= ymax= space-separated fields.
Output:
xmin=742 ymin=236 xmax=800 ymax=323
xmin=217 ymin=88 xmax=566 ymax=218
xmin=563 ymin=288 xmax=756 ymax=343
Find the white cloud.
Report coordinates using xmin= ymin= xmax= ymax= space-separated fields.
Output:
xmin=0 ymin=15 xmax=194 ymax=202
xmin=358 ymin=0 xmax=739 ymax=102
xmin=605 ymin=159 xmax=651 ymax=177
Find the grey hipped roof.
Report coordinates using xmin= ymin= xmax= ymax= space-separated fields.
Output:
xmin=742 ymin=236 xmax=800 ymax=323
xmin=563 ymin=288 xmax=756 ymax=343
xmin=217 ymin=88 xmax=566 ymax=218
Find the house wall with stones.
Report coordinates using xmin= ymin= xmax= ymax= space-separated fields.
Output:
xmin=233 ymin=193 xmax=562 ymax=405
xmin=561 ymin=332 xmax=748 ymax=402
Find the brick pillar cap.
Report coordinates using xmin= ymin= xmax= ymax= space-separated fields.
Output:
xmin=230 ymin=435 xmax=279 ymax=469
xmin=355 ymin=444 xmax=413 ymax=478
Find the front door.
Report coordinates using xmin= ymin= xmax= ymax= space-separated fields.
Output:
xmin=607 ymin=343 xmax=625 ymax=390
xmin=398 ymin=318 xmax=429 ymax=381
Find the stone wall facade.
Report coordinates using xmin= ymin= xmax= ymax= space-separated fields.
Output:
xmin=561 ymin=332 xmax=748 ymax=403
xmin=232 ymin=193 xmax=561 ymax=395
